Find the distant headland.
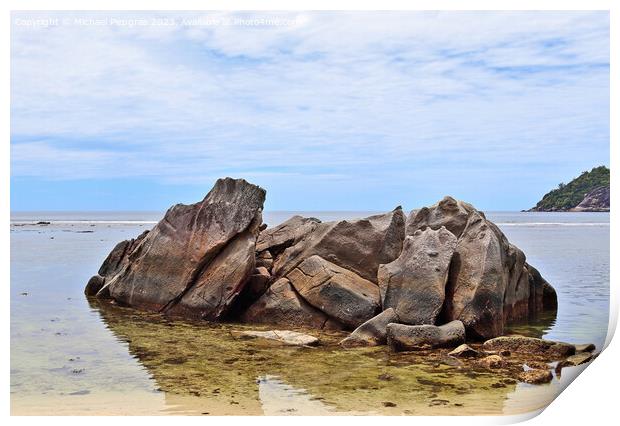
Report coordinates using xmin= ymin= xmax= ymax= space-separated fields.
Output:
xmin=529 ymin=166 xmax=610 ymax=212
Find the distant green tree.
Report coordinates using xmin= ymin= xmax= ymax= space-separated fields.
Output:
xmin=533 ymin=166 xmax=609 ymax=211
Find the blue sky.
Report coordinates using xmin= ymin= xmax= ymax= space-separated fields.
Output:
xmin=11 ymin=11 xmax=609 ymax=211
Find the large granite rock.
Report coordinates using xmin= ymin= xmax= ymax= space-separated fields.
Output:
xmin=272 ymin=208 xmax=406 ymax=283
xmin=239 ymin=278 xmax=334 ymax=329
xmin=339 ymin=308 xmax=399 ymax=348
xmin=287 ymin=255 xmax=380 ymax=329
xmin=86 ymin=182 xmax=557 ymax=341
xmin=378 ymin=226 xmax=457 ymax=325
xmin=387 ymin=320 xmax=466 ymax=351
xmin=90 ymin=178 xmax=265 ymax=318
xmin=442 ymin=212 xmax=510 ymax=339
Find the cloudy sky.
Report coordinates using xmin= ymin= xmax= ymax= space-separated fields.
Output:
xmin=11 ymin=11 xmax=609 ymax=211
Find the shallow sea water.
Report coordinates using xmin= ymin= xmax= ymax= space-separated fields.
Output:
xmin=10 ymin=211 xmax=609 ymax=415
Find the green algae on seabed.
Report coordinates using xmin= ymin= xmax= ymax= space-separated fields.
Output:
xmin=80 ymin=299 xmax=560 ymax=415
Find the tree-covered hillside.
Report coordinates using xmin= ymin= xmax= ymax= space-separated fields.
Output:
xmin=531 ymin=166 xmax=610 ymax=211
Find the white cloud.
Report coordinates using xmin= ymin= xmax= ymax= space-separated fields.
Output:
xmin=10 ymin=11 xmax=609 ymax=191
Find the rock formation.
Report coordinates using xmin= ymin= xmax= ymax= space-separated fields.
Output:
xmin=86 ymin=178 xmax=558 ymax=344
xmin=87 ymin=177 xmax=265 ymax=319
xmin=571 ymin=186 xmax=610 ymax=212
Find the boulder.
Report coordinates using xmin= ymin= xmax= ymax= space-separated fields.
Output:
xmin=272 ymin=208 xmax=406 ymax=283
xmin=92 ymin=178 xmax=266 ymax=318
xmin=526 ymin=264 xmax=558 ymax=313
xmin=448 ymin=344 xmax=481 ymax=358
xmin=407 ymin=196 xmax=557 ymax=339
xmin=575 ymin=343 xmax=596 ymax=353
xmin=524 ymin=361 xmax=550 ymax=370
xmin=287 ymin=255 xmax=380 ymax=329
xmin=256 ymin=215 xmax=321 ymax=255
xmin=518 ymin=369 xmax=553 ymax=384
xmin=557 ymin=352 xmax=593 ymax=368
xmin=240 ymin=278 xmax=335 ymax=329
xmin=386 ymin=320 xmax=465 ymax=351
xmin=378 ymin=226 xmax=457 ymax=324
xmin=482 ymin=336 xmax=575 ymax=359
xmin=339 ymin=308 xmax=399 ymax=348
xmin=84 ymin=274 xmax=105 ymax=296
xmin=406 ymin=196 xmax=476 ymax=238
xmin=475 ymin=355 xmax=505 ymax=369
xmin=442 ymin=212 xmax=510 ymax=339
xmin=235 ymin=330 xmax=319 ymax=346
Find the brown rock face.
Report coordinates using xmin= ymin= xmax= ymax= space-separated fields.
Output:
xmin=93 ymin=178 xmax=266 ymax=318
xmin=240 ymin=278 xmax=333 ymax=329
xmin=443 ymin=212 xmax=509 ymax=339
xmin=287 ymin=255 xmax=380 ymax=329
xmin=272 ymin=208 xmax=406 ymax=283
xmin=379 ymin=226 xmax=457 ymax=325
xmin=165 ymin=224 xmax=259 ymax=320
xmin=339 ymin=308 xmax=399 ymax=348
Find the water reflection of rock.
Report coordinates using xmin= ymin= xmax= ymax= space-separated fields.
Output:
xmin=89 ymin=299 xmax=551 ymax=416
xmin=504 ymin=310 xmax=557 ymax=339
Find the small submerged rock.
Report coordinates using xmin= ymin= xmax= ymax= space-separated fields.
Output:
xmin=574 ymin=343 xmax=596 ymax=353
xmin=518 ymin=369 xmax=553 ymax=384
xmin=557 ymin=352 xmax=594 ymax=368
xmin=475 ymin=355 xmax=504 ymax=369
xmin=235 ymin=330 xmax=319 ymax=347
xmin=448 ymin=344 xmax=480 ymax=358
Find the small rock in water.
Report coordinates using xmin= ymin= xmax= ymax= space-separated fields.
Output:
xmin=482 ymin=336 xmax=575 ymax=359
xmin=448 ymin=344 xmax=480 ymax=358
xmin=556 ymin=352 xmax=594 ymax=369
xmin=524 ymin=361 xmax=549 ymax=370
xmin=518 ymin=369 xmax=553 ymax=384
xmin=387 ymin=320 xmax=465 ymax=351
xmin=340 ymin=308 xmax=399 ymax=348
xmin=383 ymin=401 xmax=397 ymax=407
xmin=475 ymin=355 xmax=504 ymax=369
xmin=236 ymin=330 xmax=319 ymax=346
xmin=574 ymin=343 xmax=596 ymax=353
